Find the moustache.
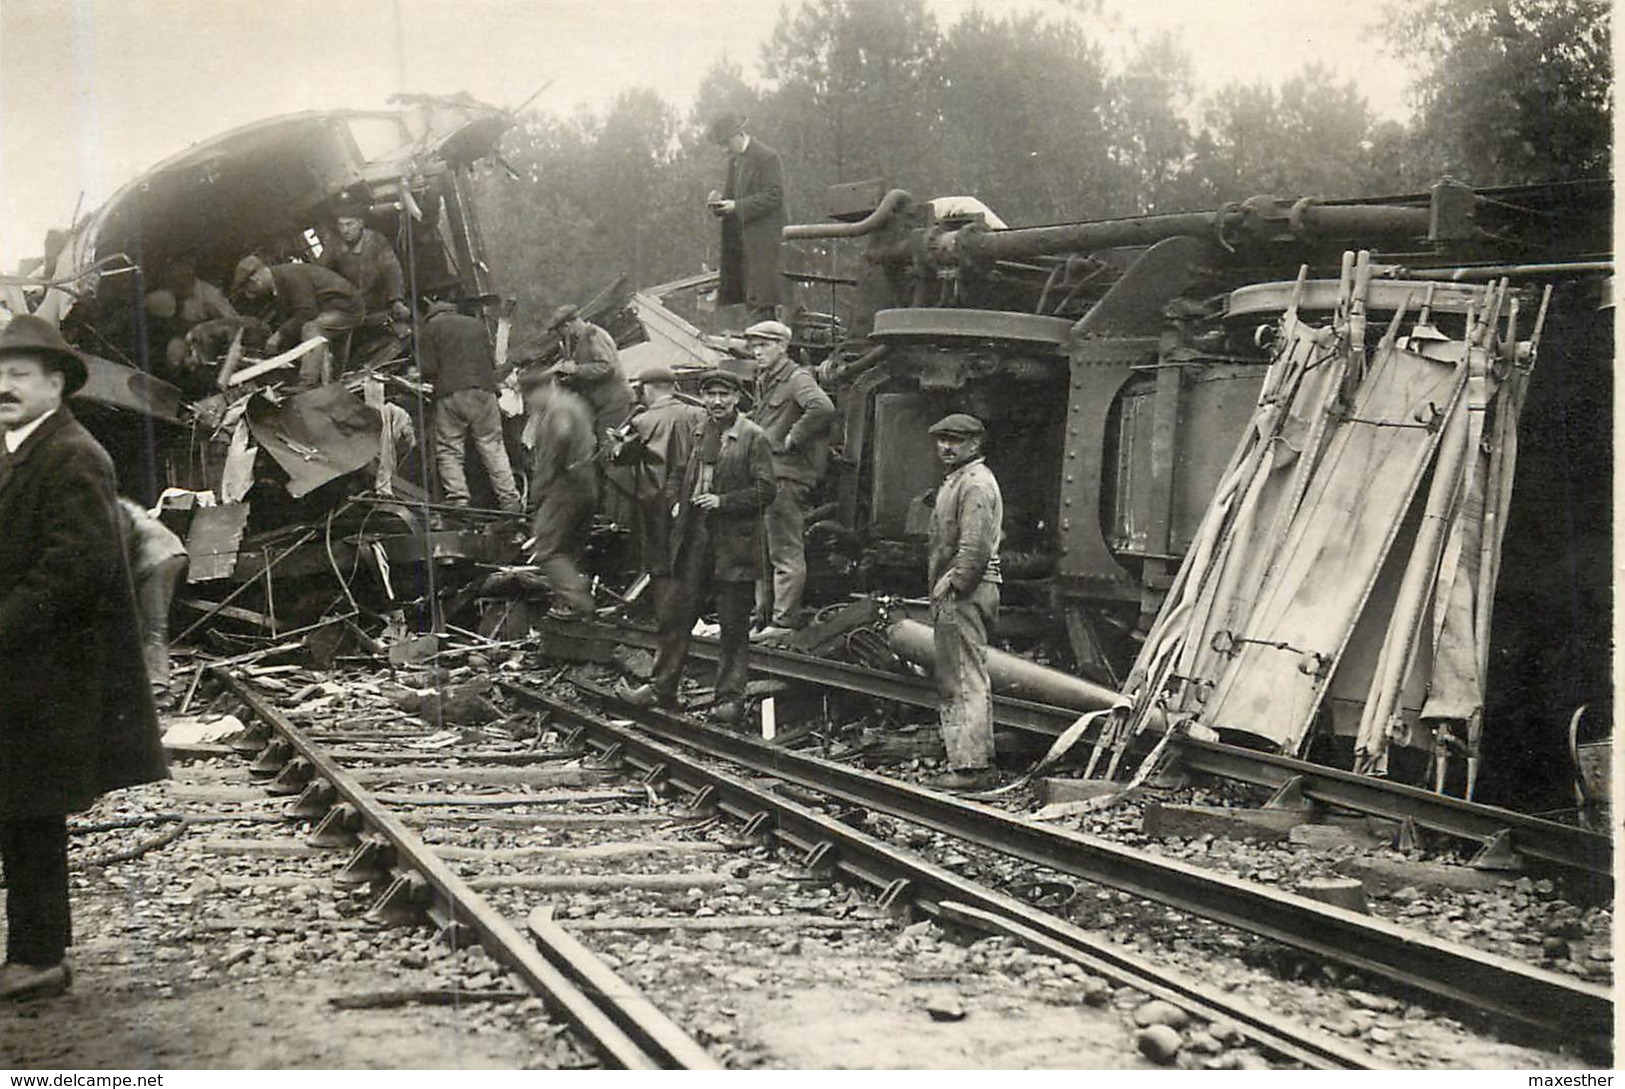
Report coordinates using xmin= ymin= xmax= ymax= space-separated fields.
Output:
xmin=0 ymin=397 xmax=21 ymax=406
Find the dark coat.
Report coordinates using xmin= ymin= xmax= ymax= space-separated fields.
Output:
xmin=718 ymin=139 xmax=787 ymax=310
xmin=670 ymin=411 xmax=776 ymax=583
xmin=0 ymin=409 xmax=168 ymax=819
xmin=320 ymin=228 xmax=405 ymax=316
xmin=268 ymin=262 xmax=365 ymax=345
xmin=561 ymin=322 xmax=634 ymax=436
xmin=751 ymin=358 xmax=835 ymax=484
xmin=620 ymin=394 xmax=707 ymax=575
xmin=418 ymin=307 xmax=499 ymax=396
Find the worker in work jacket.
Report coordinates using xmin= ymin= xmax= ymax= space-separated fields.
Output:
xmin=230 ymin=256 xmax=364 ymax=387
xmin=546 ymin=304 xmax=634 ymax=442
xmin=621 ymin=368 xmax=776 ymax=726
xmin=320 ymin=193 xmax=409 ymax=322
xmin=417 ymin=300 xmax=523 ymax=514
xmin=520 ymin=364 xmax=599 ymax=620
xmin=745 ymin=319 xmax=834 ymax=640
xmin=924 ymin=412 xmax=1003 ymax=793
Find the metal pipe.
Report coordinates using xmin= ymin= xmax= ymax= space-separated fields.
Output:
xmin=867 ymin=200 xmax=1436 ymax=267
xmin=1398 ymin=260 xmax=1614 ymax=282
xmin=887 ymin=618 xmax=1120 ymax=712
xmin=782 ymin=188 xmax=913 ymax=240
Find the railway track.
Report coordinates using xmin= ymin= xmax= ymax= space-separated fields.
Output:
xmin=562 ymin=617 xmax=1611 ymax=882
xmin=196 ymin=665 xmax=1399 ymax=1070
xmin=498 ymin=675 xmax=1613 ymax=1059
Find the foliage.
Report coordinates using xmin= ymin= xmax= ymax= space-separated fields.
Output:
xmin=466 ymin=0 xmax=1612 ymax=326
xmin=1381 ymin=0 xmax=1612 ymax=185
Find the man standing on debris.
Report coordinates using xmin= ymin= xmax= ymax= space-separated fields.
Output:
xmin=230 ymin=255 xmax=365 ymax=387
xmin=620 ymin=365 xmax=706 ymax=571
xmin=746 ymin=320 xmax=834 ymax=643
xmin=622 ymin=369 xmax=775 ymax=725
xmin=417 ymin=299 xmax=523 ymax=514
xmin=707 ymin=111 xmax=787 ymax=321
xmin=924 ymin=413 xmax=1003 ymax=792
xmin=0 ymin=316 xmax=168 ymax=1000
xmin=117 ymin=497 xmax=189 ymax=709
xmin=520 ymin=364 xmax=599 ymax=619
xmin=547 ymin=304 xmax=633 ymax=443
xmin=320 ymin=192 xmax=411 ymax=323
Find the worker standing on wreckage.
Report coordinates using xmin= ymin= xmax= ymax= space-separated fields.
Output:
xmin=924 ymin=413 xmax=1003 ymax=792
xmin=745 ymin=319 xmax=834 ymax=643
xmin=417 ymin=297 xmax=523 ymax=514
xmin=319 ymin=190 xmax=411 ymax=326
xmin=621 ymin=369 xmax=775 ymax=725
xmin=519 ymin=363 xmax=599 ymax=619
xmin=0 ymin=316 xmax=168 ymax=1001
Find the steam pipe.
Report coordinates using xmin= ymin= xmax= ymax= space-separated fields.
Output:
xmin=783 ymin=188 xmax=913 ymax=240
xmin=887 ymin=618 xmax=1121 ymax=713
xmin=865 ymin=199 xmax=1437 ymax=267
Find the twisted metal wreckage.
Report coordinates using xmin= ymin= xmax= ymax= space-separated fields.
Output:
xmin=0 ymin=98 xmax=1611 ymax=837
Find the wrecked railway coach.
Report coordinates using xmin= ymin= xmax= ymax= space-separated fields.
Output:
xmin=771 ymin=178 xmax=1611 ymax=808
xmin=16 ymin=95 xmax=511 ymax=505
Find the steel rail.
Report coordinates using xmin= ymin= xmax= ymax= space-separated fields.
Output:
xmin=579 ymin=621 xmax=1610 ymax=880
xmin=496 ymin=680 xmax=1376 ymax=1070
xmin=213 ymin=668 xmax=719 ymax=1071
xmin=542 ymin=677 xmax=1613 ymax=1053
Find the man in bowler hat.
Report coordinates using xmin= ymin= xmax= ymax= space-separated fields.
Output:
xmin=0 ymin=315 xmax=168 ymax=999
xmin=707 ymin=111 xmax=788 ymax=321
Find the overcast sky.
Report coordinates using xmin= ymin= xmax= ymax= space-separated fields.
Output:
xmin=0 ymin=0 xmax=1411 ymax=268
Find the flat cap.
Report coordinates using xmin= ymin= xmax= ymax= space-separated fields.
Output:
xmin=927 ymin=413 xmax=984 ymax=437
xmin=707 ymin=110 xmax=749 ymax=145
xmin=231 ymin=254 xmax=267 ymax=294
xmin=547 ymin=303 xmax=580 ymax=331
xmin=743 ymin=319 xmax=792 ymax=342
xmin=697 ymin=368 xmax=743 ymax=391
xmin=637 ymin=364 xmax=677 ymax=385
xmin=332 ymin=190 xmax=369 ymax=219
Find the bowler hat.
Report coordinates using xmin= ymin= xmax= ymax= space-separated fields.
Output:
xmin=707 ymin=110 xmax=749 ymax=145
xmin=697 ymin=368 xmax=743 ymax=392
xmin=547 ymin=303 xmax=581 ymax=332
xmin=743 ymin=319 xmax=792 ymax=342
xmin=0 ymin=314 xmax=88 ymax=395
xmin=927 ymin=412 xmax=984 ymax=437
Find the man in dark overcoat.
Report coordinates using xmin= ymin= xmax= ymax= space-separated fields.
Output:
xmin=707 ymin=111 xmax=787 ymax=321
xmin=0 ymin=315 xmax=168 ymax=1000
xmin=621 ymin=369 xmax=776 ymax=725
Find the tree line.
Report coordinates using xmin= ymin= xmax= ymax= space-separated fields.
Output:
xmin=468 ymin=0 xmax=1611 ymax=341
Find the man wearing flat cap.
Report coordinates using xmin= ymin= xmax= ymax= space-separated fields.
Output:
xmin=230 ymin=254 xmax=365 ymax=388
xmin=924 ymin=413 xmax=1003 ymax=792
xmin=547 ymin=304 xmax=634 ymax=443
xmin=517 ymin=363 xmax=599 ymax=619
xmin=0 ymin=316 xmax=168 ymax=999
xmin=706 ymin=111 xmax=787 ymax=321
xmin=745 ymin=319 xmax=834 ymax=642
xmin=622 ymin=368 xmax=775 ymax=725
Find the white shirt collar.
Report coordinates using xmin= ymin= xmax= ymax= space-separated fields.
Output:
xmin=4 ymin=408 xmax=55 ymax=453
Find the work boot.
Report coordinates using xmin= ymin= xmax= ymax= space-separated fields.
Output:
xmin=0 ymin=961 xmax=71 ymax=1001
xmin=618 ymin=682 xmax=677 ymax=711
xmin=749 ymin=625 xmax=796 ymax=645
xmin=711 ymin=700 xmax=744 ymax=726
xmin=923 ymin=767 xmax=998 ymax=792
